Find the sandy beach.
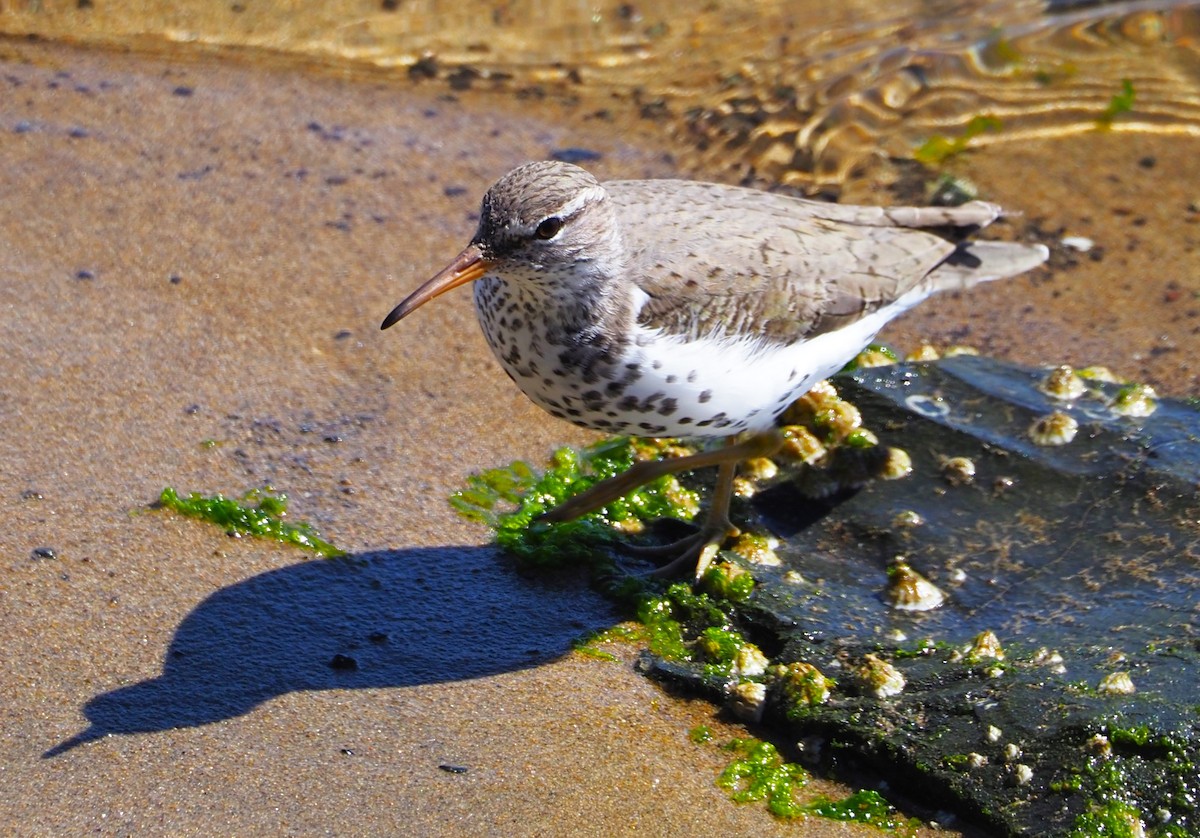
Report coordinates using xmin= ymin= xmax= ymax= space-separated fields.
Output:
xmin=1 ymin=33 xmax=1195 ymax=836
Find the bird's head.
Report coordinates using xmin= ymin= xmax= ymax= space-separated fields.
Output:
xmin=381 ymin=161 xmax=621 ymax=330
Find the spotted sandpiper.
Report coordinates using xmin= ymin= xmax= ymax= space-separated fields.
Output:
xmin=382 ymin=161 xmax=1048 ymax=577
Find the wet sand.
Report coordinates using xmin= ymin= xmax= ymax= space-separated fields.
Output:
xmin=1 ymin=37 xmax=1194 ymax=836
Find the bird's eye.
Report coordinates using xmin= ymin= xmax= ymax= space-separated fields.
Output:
xmin=534 ymin=217 xmax=564 ymax=240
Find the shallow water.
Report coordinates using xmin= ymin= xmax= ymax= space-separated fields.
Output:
xmin=5 ymin=0 xmax=1200 ymax=190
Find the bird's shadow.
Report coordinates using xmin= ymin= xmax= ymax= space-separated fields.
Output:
xmin=45 ymin=546 xmax=618 ymax=757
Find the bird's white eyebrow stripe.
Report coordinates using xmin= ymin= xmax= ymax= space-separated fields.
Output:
xmin=555 ymin=184 xmax=605 ymax=220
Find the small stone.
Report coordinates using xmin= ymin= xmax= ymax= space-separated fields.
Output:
xmin=408 ymin=53 xmax=439 ymax=80
xmin=854 ymin=653 xmax=905 ymax=698
xmin=1028 ymin=412 xmax=1079 ymax=446
xmin=739 ymin=456 xmax=778 ymax=482
xmin=1032 ymin=647 xmax=1066 ymax=674
xmin=942 ymin=345 xmax=979 ymax=357
xmin=1087 ymin=733 xmax=1112 ymax=757
xmin=1061 ymin=236 xmax=1095 ymax=252
xmin=732 ymin=534 xmax=780 ymax=566
xmin=732 ymin=643 xmax=770 ymax=678
xmin=777 ymin=425 xmax=825 ymax=464
xmin=1098 ymin=671 xmax=1136 ymax=694
xmin=1077 ymin=366 xmax=1121 ymax=383
xmin=941 ymin=456 xmax=976 ymax=486
xmin=906 ymin=344 xmax=941 ymax=362
xmin=966 ymin=630 xmax=1004 ymax=662
xmin=729 ymin=680 xmax=767 ymax=722
xmin=927 ymin=174 xmax=978 ymax=206
xmin=778 ymin=661 xmax=832 ymax=707
xmin=1110 ymin=383 xmax=1157 ymax=417
xmin=1038 ymin=364 xmax=1086 ymax=400
xmin=550 ymin=148 xmax=603 ymax=164
xmin=885 ymin=558 xmax=946 ymax=612
xmin=880 ymin=447 xmax=912 ymax=480
xmin=329 ymin=654 xmax=358 ymax=671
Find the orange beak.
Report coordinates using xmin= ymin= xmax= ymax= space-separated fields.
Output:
xmin=380 ymin=243 xmax=493 ymax=330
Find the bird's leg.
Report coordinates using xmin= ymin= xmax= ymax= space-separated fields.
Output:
xmin=539 ymin=431 xmax=784 ymax=579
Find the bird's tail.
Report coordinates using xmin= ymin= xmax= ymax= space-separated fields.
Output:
xmin=928 ymin=241 xmax=1049 ymax=289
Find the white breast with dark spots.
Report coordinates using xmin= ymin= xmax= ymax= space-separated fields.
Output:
xmin=472 ymin=276 xmax=623 ymax=428
xmin=474 ymin=275 xmax=933 ymax=439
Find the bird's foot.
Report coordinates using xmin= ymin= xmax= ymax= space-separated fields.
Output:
xmin=624 ymin=518 xmax=739 ymax=580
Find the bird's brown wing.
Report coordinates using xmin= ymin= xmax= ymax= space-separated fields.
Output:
xmin=607 ymin=179 xmax=973 ymax=347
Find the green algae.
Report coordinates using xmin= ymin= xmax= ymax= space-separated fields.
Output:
xmin=913 ymin=114 xmax=1002 ymax=165
xmin=1067 ymin=799 xmax=1153 ymax=838
xmin=1097 ymin=78 xmax=1136 ymax=128
xmin=572 ymin=624 xmax=642 ymax=661
xmin=449 ymin=437 xmax=699 ymax=568
xmin=713 ymin=737 xmax=915 ymax=830
xmin=635 ymin=593 xmax=691 ymax=660
xmin=806 ymin=790 xmax=915 ymax=829
xmin=689 ymin=724 xmax=714 ymax=744
xmin=157 ymin=486 xmax=345 ymax=558
xmin=635 ymin=582 xmax=735 ymax=663
xmin=698 ymin=560 xmax=755 ymax=602
xmin=697 ymin=626 xmax=747 ymax=678
xmin=717 ymin=738 xmax=811 ymax=817
xmin=1110 ymin=725 xmax=1158 ymax=750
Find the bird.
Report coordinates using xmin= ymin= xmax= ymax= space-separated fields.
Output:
xmin=381 ymin=160 xmax=1049 ymax=578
